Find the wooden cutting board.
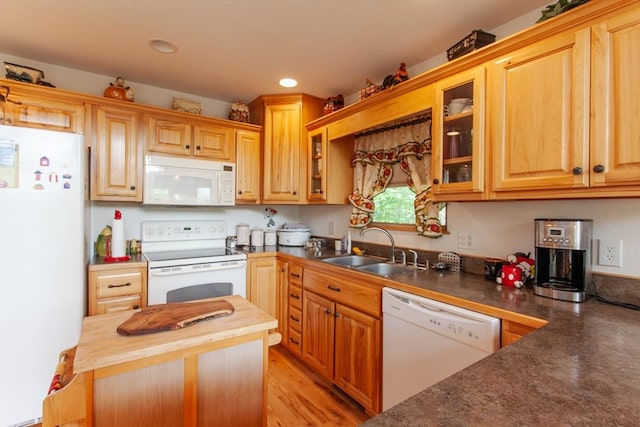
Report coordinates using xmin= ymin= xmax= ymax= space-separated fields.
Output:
xmin=117 ymin=300 xmax=235 ymax=336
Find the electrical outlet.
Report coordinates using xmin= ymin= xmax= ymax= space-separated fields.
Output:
xmin=457 ymin=232 xmax=475 ymax=250
xmin=328 ymin=221 xmax=334 ymax=235
xmin=598 ymin=239 xmax=622 ymax=267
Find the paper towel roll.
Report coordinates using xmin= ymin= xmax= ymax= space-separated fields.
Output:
xmin=111 ymin=217 xmax=126 ymax=258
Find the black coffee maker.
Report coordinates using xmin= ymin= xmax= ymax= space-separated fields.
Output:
xmin=534 ymin=219 xmax=593 ymax=302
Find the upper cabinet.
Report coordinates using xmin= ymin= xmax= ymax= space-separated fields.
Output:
xmin=432 ymin=66 xmax=486 ymax=200
xmin=235 ymin=129 xmax=262 ymax=204
xmin=591 ymin=8 xmax=640 ymax=189
xmin=0 ymin=79 xmax=84 ymax=134
xmin=90 ymin=104 xmax=143 ymax=201
xmin=307 ymin=127 xmax=353 ymax=204
xmin=249 ymin=94 xmax=324 ymax=204
xmin=488 ymin=29 xmax=591 ymax=194
xmin=146 ymin=113 xmax=235 ymax=162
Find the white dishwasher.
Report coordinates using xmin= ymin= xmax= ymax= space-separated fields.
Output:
xmin=382 ymin=287 xmax=501 ymax=410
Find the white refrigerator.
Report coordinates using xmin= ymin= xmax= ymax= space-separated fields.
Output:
xmin=0 ymin=125 xmax=86 ymax=426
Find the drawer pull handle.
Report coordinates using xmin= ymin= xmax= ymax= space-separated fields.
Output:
xmin=291 ymin=273 xmax=301 ymax=278
xmin=290 ymin=293 xmax=300 ymax=299
xmin=289 ymin=315 xmax=300 ymax=322
xmin=328 ymin=285 xmax=341 ymax=292
xmin=290 ymin=337 xmax=300 ymax=345
xmin=108 ymin=282 xmax=132 ymax=289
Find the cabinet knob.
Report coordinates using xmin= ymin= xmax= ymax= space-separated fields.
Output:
xmin=133 ymin=305 xmax=140 ymax=310
xmin=196 ymin=145 xmax=201 ymax=150
xmin=292 ymin=191 xmax=297 ymax=195
xmin=185 ymin=144 xmax=190 ymax=150
xmin=238 ymin=190 xmax=243 ymax=195
xmin=572 ymin=167 xmax=583 ymax=175
xmin=130 ymin=185 xmax=136 ymax=191
xmin=325 ymin=309 xmax=332 ymax=315
xmin=593 ymin=164 xmax=605 ymax=173
xmin=433 ymin=178 xmax=440 ymax=185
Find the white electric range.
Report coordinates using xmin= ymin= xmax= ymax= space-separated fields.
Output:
xmin=142 ymin=220 xmax=247 ymax=305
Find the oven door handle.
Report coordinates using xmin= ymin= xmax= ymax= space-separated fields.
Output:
xmin=149 ymin=261 xmax=247 ymax=276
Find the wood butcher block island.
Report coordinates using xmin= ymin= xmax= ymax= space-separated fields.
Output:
xmin=44 ymin=296 xmax=277 ymax=427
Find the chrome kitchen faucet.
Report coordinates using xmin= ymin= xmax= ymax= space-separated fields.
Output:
xmin=360 ymin=226 xmax=396 ymax=263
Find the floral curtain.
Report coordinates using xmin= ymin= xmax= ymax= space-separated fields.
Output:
xmin=348 ymin=114 xmax=443 ymax=238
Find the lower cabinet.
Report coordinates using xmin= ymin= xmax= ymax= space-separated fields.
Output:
xmin=247 ymin=255 xmax=278 ymax=319
xmin=87 ymin=261 xmax=147 ymax=316
xmin=302 ymin=268 xmax=381 ymax=415
xmin=501 ymin=319 xmax=542 ymax=347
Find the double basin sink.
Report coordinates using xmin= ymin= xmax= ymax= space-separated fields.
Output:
xmin=320 ymin=255 xmax=418 ymax=277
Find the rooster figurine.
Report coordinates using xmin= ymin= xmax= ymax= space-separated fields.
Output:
xmin=382 ymin=63 xmax=409 ymax=89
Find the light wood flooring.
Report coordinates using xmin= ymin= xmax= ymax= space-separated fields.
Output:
xmin=267 ymin=345 xmax=370 ymax=427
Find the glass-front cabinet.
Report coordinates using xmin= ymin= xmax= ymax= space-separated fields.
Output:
xmin=432 ymin=66 xmax=486 ymax=200
xmin=308 ymin=127 xmax=327 ymax=201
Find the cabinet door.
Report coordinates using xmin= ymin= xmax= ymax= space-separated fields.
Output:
xmin=302 ymin=291 xmax=334 ymax=379
xmin=308 ymin=127 xmax=327 ymax=201
xmin=248 ymin=257 xmax=277 ymax=318
xmin=591 ymin=9 xmax=640 ymax=187
xmin=146 ymin=116 xmax=193 ymax=156
xmin=193 ymin=124 xmax=234 ymax=161
xmin=334 ymin=303 xmax=381 ymax=414
xmin=432 ymin=66 xmax=486 ymax=200
xmin=236 ymin=129 xmax=261 ymax=203
xmin=4 ymin=90 xmax=84 ymax=133
xmin=489 ymin=29 xmax=590 ymax=192
xmin=263 ymin=103 xmax=301 ymax=202
xmin=91 ymin=105 xmax=142 ymax=201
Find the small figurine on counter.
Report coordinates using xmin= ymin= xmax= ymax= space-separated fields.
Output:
xmin=496 ymin=252 xmax=535 ymax=288
xmin=104 ymin=76 xmax=135 ymax=102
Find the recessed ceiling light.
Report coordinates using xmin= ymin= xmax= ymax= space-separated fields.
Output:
xmin=148 ymin=39 xmax=178 ymax=54
xmin=279 ymin=78 xmax=298 ymax=88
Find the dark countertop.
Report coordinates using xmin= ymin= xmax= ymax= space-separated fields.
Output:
xmin=265 ymin=246 xmax=640 ymax=426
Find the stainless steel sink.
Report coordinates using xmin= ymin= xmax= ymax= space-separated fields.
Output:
xmin=354 ymin=262 xmax=417 ymax=277
xmin=321 ymin=255 xmax=382 ymax=268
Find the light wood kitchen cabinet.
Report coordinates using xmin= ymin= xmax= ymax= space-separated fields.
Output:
xmin=501 ymin=319 xmax=539 ymax=347
xmin=88 ymin=261 xmax=147 ymax=316
xmin=489 ymin=29 xmax=591 ymax=194
xmin=236 ymin=129 xmax=262 ymax=203
xmin=276 ymin=259 xmax=289 ymax=345
xmin=0 ymin=80 xmax=85 ymax=133
xmin=307 ymin=126 xmax=353 ymax=204
xmin=302 ymin=268 xmax=381 ymax=414
xmin=591 ymin=8 xmax=640 ymax=189
xmin=249 ymin=94 xmax=324 ymax=204
xmin=432 ymin=66 xmax=487 ymax=201
xmin=247 ymin=255 xmax=278 ymax=321
xmin=90 ymin=104 xmax=143 ymax=201
xmin=286 ymin=263 xmax=304 ymax=356
xmin=146 ymin=114 xmax=235 ymax=161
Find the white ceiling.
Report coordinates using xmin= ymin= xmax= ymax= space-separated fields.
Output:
xmin=1 ymin=0 xmax=551 ymax=103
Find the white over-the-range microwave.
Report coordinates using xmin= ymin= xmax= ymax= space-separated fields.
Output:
xmin=143 ymin=154 xmax=236 ymax=206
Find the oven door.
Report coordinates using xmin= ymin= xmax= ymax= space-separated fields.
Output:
xmin=147 ymin=260 xmax=247 ymax=305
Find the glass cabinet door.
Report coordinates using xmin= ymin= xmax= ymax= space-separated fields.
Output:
xmin=308 ymin=127 xmax=327 ymax=201
xmin=432 ymin=66 xmax=485 ymax=200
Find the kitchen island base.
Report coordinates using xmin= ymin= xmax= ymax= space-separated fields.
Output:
xmin=43 ymin=296 xmax=276 ymax=427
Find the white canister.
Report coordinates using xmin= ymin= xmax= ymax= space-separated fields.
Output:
xmin=236 ymin=224 xmax=250 ymax=246
xmin=264 ymin=230 xmax=277 ymax=246
xmin=251 ymin=228 xmax=264 ymax=247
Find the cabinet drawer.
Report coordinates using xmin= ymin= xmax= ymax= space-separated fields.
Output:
xmin=96 ymin=295 xmax=142 ymax=315
xmin=288 ymin=284 xmax=302 ymax=310
xmin=288 ymin=329 xmax=302 ymax=356
xmin=289 ymin=264 xmax=303 ymax=285
xmin=95 ymin=269 xmax=143 ymax=298
xmin=288 ymin=306 xmax=302 ymax=332
xmin=304 ymin=269 xmax=381 ymax=317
